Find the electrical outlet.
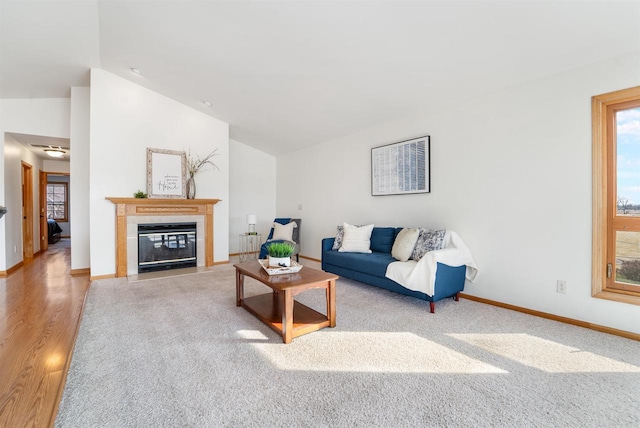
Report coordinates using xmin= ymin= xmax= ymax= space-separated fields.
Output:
xmin=556 ymin=280 xmax=567 ymax=294
xmin=13 ymin=245 xmax=17 ymax=253
xmin=298 ymin=204 xmax=303 ymax=210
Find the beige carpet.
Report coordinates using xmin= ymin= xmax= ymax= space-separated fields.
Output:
xmin=55 ymin=261 xmax=640 ymax=427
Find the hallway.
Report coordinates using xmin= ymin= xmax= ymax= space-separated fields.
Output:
xmin=0 ymin=239 xmax=90 ymax=427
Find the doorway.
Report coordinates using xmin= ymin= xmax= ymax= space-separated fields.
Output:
xmin=21 ymin=161 xmax=34 ymax=260
xmin=39 ymin=170 xmax=48 ymax=252
xmin=42 ymin=173 xmax=71 ymax=251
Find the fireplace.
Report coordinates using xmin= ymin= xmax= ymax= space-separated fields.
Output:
xmin=138 ymin=222 xmax=197 ymax=273
xmin=106 ymin=198 xmax=220 ymax=277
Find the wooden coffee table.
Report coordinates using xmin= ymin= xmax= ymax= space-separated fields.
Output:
xmin=234 ymin=261 xmax=338 ymax=344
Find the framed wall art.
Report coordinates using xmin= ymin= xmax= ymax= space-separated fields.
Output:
xmin=146 ymin=148 xmax=187 ymax=198
xmin=371 ymin=135 xmax=430 ymax=196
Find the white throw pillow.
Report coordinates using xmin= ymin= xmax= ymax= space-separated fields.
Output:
xmin=391 ymin=228 xmax=420 ymax=262
xmin=272 ymin=221 xmax=297 ymax=242
xmin=338 ymin=223 xmax=374 ymax=253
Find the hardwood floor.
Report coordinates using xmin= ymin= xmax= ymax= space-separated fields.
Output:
xmin=0 ymin=239 xmax=89 ymax=427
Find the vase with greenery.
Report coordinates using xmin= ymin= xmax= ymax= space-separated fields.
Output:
xmin=186 ymin=148 xmax=219 ymax=199
xmin=266 ymin=241 xmax=295 ymax=267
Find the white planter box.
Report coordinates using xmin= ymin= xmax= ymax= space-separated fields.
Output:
xmin=268 ymin=256 xmax=291 ymax=267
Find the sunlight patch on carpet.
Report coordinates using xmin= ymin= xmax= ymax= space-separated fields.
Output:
xmin=251 ymin=331 xmax=507 ymax=374
xmin=449 ymin=333 xmax=640 ymax=373
xmin=236 ymin=329 xmax=270 ymax=340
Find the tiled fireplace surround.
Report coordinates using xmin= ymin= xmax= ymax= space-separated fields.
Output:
xmin=106 ymin=198 xmax=220 ymax=277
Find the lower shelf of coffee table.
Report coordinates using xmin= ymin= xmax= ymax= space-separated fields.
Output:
xmin=241 ymin=293 xmax=330 ymax=339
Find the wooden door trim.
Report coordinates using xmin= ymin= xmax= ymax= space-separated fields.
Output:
xmin=21 ymin=161 xmax=34 ymax=260
xmin=39 ymin=170 xmax=48 ymax=252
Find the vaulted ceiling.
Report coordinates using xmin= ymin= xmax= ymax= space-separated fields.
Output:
xmin=1 ymin=1 xmax=639 ymax=155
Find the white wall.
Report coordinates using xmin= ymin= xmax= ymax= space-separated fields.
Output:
xmin=70 ymin=87 xmax=91 ymax=270
xmin=43 ymin=160 xmax=70 ymax=173
xmin=3 ymin=134 xmax=43 ymax=267
xmin=228 ymin=139 xmax=276 ymax=253
xmin=0 ymin=98 xmax=70 ymax=271
xmin=277 ymin=50 xmax=640 ymax=334
xmin=89 ymin=69 xmax=229 ymax=276
xmin=1 ymin=98 xmax=70 ymax=138
xmin=0 ymin=110 xmax=5 ymax=270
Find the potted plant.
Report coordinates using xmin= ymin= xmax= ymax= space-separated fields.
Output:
xmin=266 ymin=242 xmax=295 ymax=267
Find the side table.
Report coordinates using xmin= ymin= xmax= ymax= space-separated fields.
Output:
xmin=239 ymin=233 xmax=262 ymax=262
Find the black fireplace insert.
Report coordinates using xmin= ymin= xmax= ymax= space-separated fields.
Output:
xmin=138 ymin=222 xmax=197 ymax=273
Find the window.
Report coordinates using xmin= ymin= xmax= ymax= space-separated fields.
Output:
xmin=592 ymin=86 xmax=640 ymax=305
xmin=47 ymin=182 xmax=68 ymax=222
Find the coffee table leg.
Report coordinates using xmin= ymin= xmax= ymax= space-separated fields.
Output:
xmin=236 ymin=270 xmax=244 ymax=306
xmin=282 ymin=289 xmax=293 ymax=344
xmin=327 ymin=279 xmax=336 ymax=327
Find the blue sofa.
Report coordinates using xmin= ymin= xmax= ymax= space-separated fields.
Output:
xmin=321 ymin=227 xmax=467 ymax=313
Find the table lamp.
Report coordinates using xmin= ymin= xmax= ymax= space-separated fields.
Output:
xmin=247 ymin=214 xmax=257 ymax=235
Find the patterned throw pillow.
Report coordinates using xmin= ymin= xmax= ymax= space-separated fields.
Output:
xmin=332 ymin=225 xmax=344 ymax=250
xmin=410 ymin=229 xmax=446 ymax=261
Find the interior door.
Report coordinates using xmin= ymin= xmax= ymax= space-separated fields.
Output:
xmin=22 ymin=161 xmax=34 ymax=259
xmin=39 ymin=170 xmax=48 ymax=252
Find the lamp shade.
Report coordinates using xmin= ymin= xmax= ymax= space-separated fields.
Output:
xmin=247 ymin=214 xmax=257 ymax=225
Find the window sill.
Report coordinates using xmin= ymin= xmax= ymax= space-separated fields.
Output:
xmin=593 ymin=288 xmax=640 ymax=306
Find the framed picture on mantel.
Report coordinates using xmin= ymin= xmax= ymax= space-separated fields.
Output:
xmin=371 ymin=135 xmax=430 ymax=196
xmin=146 ymin=148 xmax=187 ymax=198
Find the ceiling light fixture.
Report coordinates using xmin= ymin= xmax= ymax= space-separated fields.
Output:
xmin=203 ymin=101 xmax=212 ymax=107
xmin=130 ymin=67 xmax=142 ymax=76
xmin=44 ymin=148 xmax=65 ymax=158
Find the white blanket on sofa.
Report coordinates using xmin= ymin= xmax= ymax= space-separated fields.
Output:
xmin=385 ymin=230 xmax=478 ymax=297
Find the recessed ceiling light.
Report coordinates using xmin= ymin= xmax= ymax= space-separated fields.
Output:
xmin=130 ymin=67 xmax=142 ymax=76
xmin=203 ymin=101 xmax=212 ymax=107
